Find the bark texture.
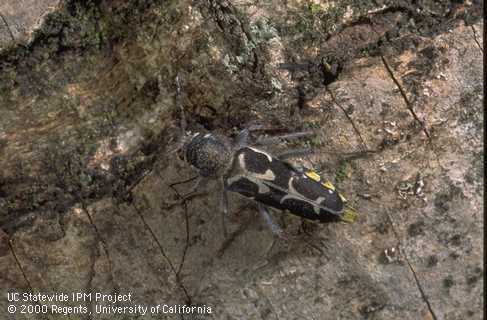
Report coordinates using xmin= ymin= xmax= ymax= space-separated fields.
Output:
xmin=0 ymin=1 xmax=483 ymax=319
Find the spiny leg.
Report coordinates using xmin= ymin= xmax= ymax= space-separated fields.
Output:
xmin=258 ymin=204 xmax=287 ymax=240
xmin=166 ymin=72 xmax=188 ymax=155
xmin=169 ymin=175 xmax=198 ymax=188
xmin=276 ymin=147 xmax=314 ymax=160
xmin=237 ymin=126 xmax=315 ymax=148
xmin=220 ymin=178 xmax=229 ymax=238
xmin=181 ymin=176 xmax=209 ymax=198
xmin=255 ymin=130 xmax=315 ymax=145
xmin=235 ymin=129 xmax=250 ymax=148
xmin=272 ymin=148 xmax=315 ymax=175
xmin=175 ymin=72 xmax=186 ymax=134
xmin=235 ymin=124 xmax=271 ymax=148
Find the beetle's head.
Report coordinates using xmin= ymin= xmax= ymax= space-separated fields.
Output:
xmin=182 ymin=132 xmax=232 ymax=177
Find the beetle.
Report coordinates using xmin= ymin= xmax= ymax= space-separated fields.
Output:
xmin=167 ymin=74 xmax=357 ymax=237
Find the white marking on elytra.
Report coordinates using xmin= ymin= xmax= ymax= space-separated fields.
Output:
xmin=255 ymin=169 xmax=275 ymax=181
xmin=280 ymin=178 xmax=300 ymax=201
xmin=288 ymin=177 xmax=298 ymax=194
xmin=238 ymin=153 xmax=246 ymax=170
xmin=204 ymin=133 xmax=211 ymax=138
xmin=248 ymin=147 xmax=273 ymax=162
xmin=314 ymin=196 xmax=325 ymax=214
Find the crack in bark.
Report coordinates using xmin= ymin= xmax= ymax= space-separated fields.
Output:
xmin=0 ymin=12 xmax=15 ymax=42
xmin=132 ymin=202 xmax=192 ymax=304
xmin=380 ymin=55 xmax=431 ymax=140
xmin=8 ymin=239 xmax=50 ymax=320
xmin=86 ymin=245 xmax=97 ymax=320
xmin=380 ymin=55 xmax=445 ymax=170
xmin=384 ymin=212 xmax=438 ymax=320
xmin=326 ymin=87 xmax=369 ymax=151
xmin=470 ymin=25 xmax=483 ymax=53
xmin=81 ymin=205 xmax=116 ymax=289
xmin=404 ymin=259 xmax=438 ymax=320
xmin=8 ymin=239 xmax=33 ymax=291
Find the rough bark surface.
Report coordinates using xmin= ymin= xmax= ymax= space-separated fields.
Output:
xmin=0 ymin=1 xmax=483 ymax=319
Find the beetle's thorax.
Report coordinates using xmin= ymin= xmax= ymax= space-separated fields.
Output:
xmin=183 ymin=132 xmax=233 ymax=177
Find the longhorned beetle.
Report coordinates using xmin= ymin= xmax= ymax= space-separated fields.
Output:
xmin=168 ymin=74 xmax=357 ymax=237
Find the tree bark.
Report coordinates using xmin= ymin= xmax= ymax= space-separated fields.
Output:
xmin=0 ymin=1 xmax=483 ymax=319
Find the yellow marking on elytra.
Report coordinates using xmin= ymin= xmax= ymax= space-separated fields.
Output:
xmin=322 ymin=180 xmax=336 ymax=190
xmin=341 ymin=207 xmax=357 ymax=223
xmin=305 ymin=171 xmax=321 ymax=182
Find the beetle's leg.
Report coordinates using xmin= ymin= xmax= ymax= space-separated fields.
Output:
xmin=174 ymin=72 xmax=186 ymax=134
xmin=258 ymin=204 xmax=287 ymax=239
xmin=276 ymin=147 xmax=314 ymax=160
xmin=163 ymin=177 xmax=208 ymax=208
xmin=182 ymin=176 xmax=208 ymax=197
xmin=235 ymin=124 xmax=271 ymax=148
xmin=220 ymin=178 xmax=229 ymax=237
xmin=166 ymin=72 xmax=189 ymax=155
xmin=255 ymin=130 xmax=315 ymax=145
xmin=235 ymin=129 xmax=250 ymax=148
xmin=169 ymin=175 xmax=198 ymax=188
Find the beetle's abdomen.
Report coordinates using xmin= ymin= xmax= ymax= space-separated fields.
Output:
xmin=184 ymin=133 xmax=232 ymax=177
xmin=227 ymin=147 xmax=346 ymax=222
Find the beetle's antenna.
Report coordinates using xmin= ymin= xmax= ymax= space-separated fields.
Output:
xmin=175 ymin=72 xmax=187 ymax=135
xmin=167 ymin=72 xmax=187 ymax=155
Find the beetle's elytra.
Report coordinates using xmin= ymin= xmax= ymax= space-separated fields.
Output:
xmin=178 ymin=130 xmax=356 ymax=234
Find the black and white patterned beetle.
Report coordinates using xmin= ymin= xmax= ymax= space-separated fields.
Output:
xmin=170 ymin=75 xmax=356 ymax=237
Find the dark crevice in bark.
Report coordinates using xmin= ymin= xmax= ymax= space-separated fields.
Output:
xmin=404 ymin=259 xmax=439 ymax=320
xmin=8 ymin=240 xmax=33 ymax=291
xmin=8 ymin=239 xmax=50 ymax=320
xmin=380 ymin=54 xmax=444 ymax=169
xmin=380 ymin=55 xmax=431 ymax=140
xmin=384 ymin=211 xmax=439 ymax=320
xmin=326 ymin=87 xmax=369 ymax=152
xmin=81 ymin=205 xmax=116 ymax=289
xmin=469 ymin=25 xmax=483 ymax=53
xmin=86 ymin=243 xmax=97 ymax=320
